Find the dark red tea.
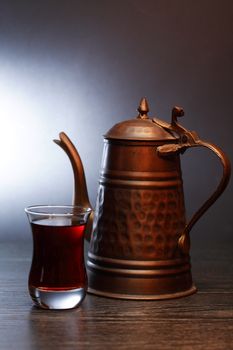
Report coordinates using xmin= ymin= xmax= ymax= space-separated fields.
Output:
xmin=29 ymin=218 xmax=87 ymax=291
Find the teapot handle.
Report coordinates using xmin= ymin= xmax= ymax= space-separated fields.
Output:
xmin=156 ymin=107 xmax=231 ymax=254
xmin=178 ymin=140 xmax=230 ymax=254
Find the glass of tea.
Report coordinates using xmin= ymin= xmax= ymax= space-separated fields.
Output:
xmin=25 ymin=205 xmax=91 ymax=310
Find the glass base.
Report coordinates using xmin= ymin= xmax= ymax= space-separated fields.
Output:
xmin=29 ymin=286 xmax=86 ymax=310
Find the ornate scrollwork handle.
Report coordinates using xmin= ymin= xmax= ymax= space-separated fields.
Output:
xmin=155 ymin=107 xmax=231 ymax=254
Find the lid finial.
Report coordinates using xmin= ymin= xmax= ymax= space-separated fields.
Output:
xmin=137 ymin=97 xmax=149 ymax=119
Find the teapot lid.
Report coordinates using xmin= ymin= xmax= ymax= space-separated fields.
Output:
xmin=104 ymin=98 xmax=178 ymax=141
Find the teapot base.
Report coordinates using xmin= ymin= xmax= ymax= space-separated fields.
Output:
xmin=87 ymin=285 xmax=197 ymax=300
xmin=87 ymin=254 xmax=197 ymax=300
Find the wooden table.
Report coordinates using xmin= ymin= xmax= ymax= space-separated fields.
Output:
xmin=0 ymin=241 xmax=232 ymax=350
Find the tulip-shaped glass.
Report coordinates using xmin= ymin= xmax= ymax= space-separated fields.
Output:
xmin=25 ymin=205 xmax=91 ymax=310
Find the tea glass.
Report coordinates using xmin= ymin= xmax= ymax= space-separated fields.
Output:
xmin=25 ymin=205 xmax=91 ymax=310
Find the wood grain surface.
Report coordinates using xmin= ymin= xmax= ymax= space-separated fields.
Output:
xmin=0 ymin=241 xmax=232 ymax=350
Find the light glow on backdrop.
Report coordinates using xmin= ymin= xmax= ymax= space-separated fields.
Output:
xmin=0 ymin=56 xmax=103 ymax=239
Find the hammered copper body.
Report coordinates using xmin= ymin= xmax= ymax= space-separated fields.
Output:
xmin=55 ymin=98 xmax=231 ymax=299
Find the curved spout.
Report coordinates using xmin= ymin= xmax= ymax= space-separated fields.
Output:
xmin=54 ymin=132 xmax=93 ymax=240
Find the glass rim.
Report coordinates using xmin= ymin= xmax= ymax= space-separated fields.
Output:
xmin=25 ymin=205 xmax=92 ymax=217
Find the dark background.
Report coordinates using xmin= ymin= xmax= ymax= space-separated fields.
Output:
xmin=0 ymin=0 xmax=232 ymax=246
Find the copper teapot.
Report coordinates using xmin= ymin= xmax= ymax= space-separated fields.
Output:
xmin=54 ymin=98 xmax=231 ymax=300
